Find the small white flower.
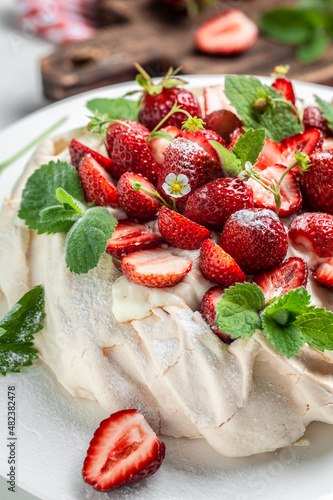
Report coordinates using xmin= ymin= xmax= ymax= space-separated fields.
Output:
xmin=244 ymin=161 xmax=253 ymax=172
xmin=238 ymin=161 xmax=254 ymax=181
xmin=162 ymin=173 xmax=191 ymax=198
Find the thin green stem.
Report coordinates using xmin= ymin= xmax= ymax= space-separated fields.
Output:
xmin=134 ymin=63 xmax=153 ymax=86
xmin=0 ymin=116 xmax=67 ymax=175
xmin=147 ymin=102 xmax=191 ymax=141
xmin=136 ymin=185 xmax=173 ymax=209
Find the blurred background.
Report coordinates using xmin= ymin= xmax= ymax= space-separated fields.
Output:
xmin=1 ymin=0 xmax=333 ymax=131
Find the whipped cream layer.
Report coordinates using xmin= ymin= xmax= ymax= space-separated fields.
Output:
xmin=0 ymin=130 xmax=333 ymax=458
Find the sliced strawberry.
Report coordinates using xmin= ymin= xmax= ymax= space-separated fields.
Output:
xmin=323 ymin=138 xmax=333 ymax=149
xmin=106 ymin=220 xmax=163 ymax=259
xmin=203 ymin=84 xmax=238 ymax=116
xmin=158 ymin=206 xmax=210 ymax=250
xmin=199 ymin=239 xmax=245 ymax=287
xmin=205 ymin=110 xmax=242 ymax=145
xmin=246 ymin=164 xmax=302 ymax=217
xmin=200 ymin=286 xmax=231 ymax=342
xmin=280 ymin=129 xmax=323 ymax=170
xmin=106 ymin=121 xmax=149 ymax=157
xmin=255 ymin=138 xmax=283 ymax=171
xmin=195 ymin=9 xmax=258 ymax=56
xmin=117 ymin=172 xmax=161 ymax=222
xmin=82 ymin=409 xmax=165 ymax=492
xmin=228 ymin=127 xmax=244 ymax=150
xmin=271 ymin=77 xmax=296 ymax=105
xmin=313 ymin=258 xmax=333 ymax=289
xmin=288 ymin=212 xmax=333 ymax=258
xmin=78 ymin=154 xmax=118 ymax=208
xmin=182 ymin=128 xmax=227 ymax=162
xmin=69 ymin=138 xmax=113 ymax=171
xmin=149 ymin=126 xmax=182 ymax=166
xmin=253 ymin=257 xmax=308 ymax=303
xmin=121 ymin=248 xmax=193 ymax=288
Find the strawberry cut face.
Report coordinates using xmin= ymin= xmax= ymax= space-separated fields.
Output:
xmin=82 ymin=409 xmax=165 ymax=491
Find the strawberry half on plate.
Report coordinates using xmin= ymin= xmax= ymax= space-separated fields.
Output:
xmin=82 ymin=409 xmax=165 ymax=492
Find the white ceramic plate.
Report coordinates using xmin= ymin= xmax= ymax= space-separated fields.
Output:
xmin=0 ymin=76 xmax=333 ymax=500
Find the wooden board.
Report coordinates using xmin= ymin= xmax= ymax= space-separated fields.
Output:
xmin=41 ymin=0 xmax=333 ymax=101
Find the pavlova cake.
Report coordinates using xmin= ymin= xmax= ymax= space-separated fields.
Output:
xmin=1 ymin=66 xmax=333 ymax=491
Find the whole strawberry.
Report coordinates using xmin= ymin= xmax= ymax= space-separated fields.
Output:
xmin=106 ymin=120 xmax=149 ymax=157
xmin=117 ymin=172 xmax=161 ymax=222
xmin=158 ymin=137 xmax=221 ymax=208
xmin=303 ymin=106 xmax=332 ymax=138
xmin=303 ymin=148 xmax=333 ymax=215
xmin=111 ymin=128 xmax=159 ymax=184
xmin=184 ymin=177 xmax=253 ymax=230
xmin=221 ymin=208 xmax=288 ymax=274
xmin=158 ymin=206 xmax=210 ymax=249
xmin=135 ymin=65 xmax=202 ymax=130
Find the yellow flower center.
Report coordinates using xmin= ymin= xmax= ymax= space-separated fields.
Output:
xmin=170 ymin=180 xmax=184 ymax=194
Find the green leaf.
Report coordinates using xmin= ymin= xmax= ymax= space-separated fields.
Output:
xmin=297 ymin=0 xmax=333 ymax=11
xmin=146 ymin=131 xmax=175 ymax=143
xmin=260 ymin=9 xmax=313 ymax=44
xmin=297 ymin=30 xmax=330 ymax=63
xmin=261 ymin=314 xmax=304 ymax=358
xmin=0 ymin=286 xmax=45 ymax=376
xmin=86 ymin=98 xmax=140 ymax=121
xmin=264 ymin=287 xmax=312 ymax=325
xmin=209 ymin=141 xmax=242 ymax=177
xmin=65 ymin=207 xmax=118 ymax=274
xmin=215 ymin=283 xmax=265 ymax=339
xmin=224 ymin=76 xmax=302 ymax=142
xmin=56 ymin=187 xmax=86 ymax=214
xmin=232 ymin=129 xmax=266 ymax=167
xmin=294 ymin=309 xmax=333 ymax=352
xmin=162 ymin=77 xmax=188 ymax=88
xmin=40 ymin=206 xmax=82 ymax=226
xmin=315 ymin=95 xmax=333 ymax=131
xmin=18 ymin=161 xmax=84 ymax=234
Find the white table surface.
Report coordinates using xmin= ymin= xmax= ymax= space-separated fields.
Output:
xmin=0 ymin=0 xmax=52 ymax=132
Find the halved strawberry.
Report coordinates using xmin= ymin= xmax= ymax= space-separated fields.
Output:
xmin=117 ymin=172 xmax=161 ymax=222
xmin=253 ymin=257 xmax=308 ymax=303
xmin=246 ymin=164 xmax=302 ymax=217
xmin=106 ymin=220 xmax=163 ymax=259
xmin=288 ymin=212 xmax=333 ymax=258
xmin=313 ymin=258 xmax=333 ymax=289
xmin=78 ymin=154 xmax=119 ymax=208
xmin=205 ymin=110 xmax=242 ymax=145
xmin=199 ymin=239 xmax=245 ymax=287
xmin=271 ymin=77 xmax=296 ymax=105
xmin=121 ymin=248 xmax=193 ymax=288
xmin=200 ymin=286 xmax=231 ymax=343
xmin=158 ymin=206 xmax=210 ymax=250
xmin=228 ymin=127 xmax=244 ymax=150
xmin=182 ymin=128 xmax=226 ymax=162
xmin=149 ymin=126 xmax=182 ymax=166
xmin=203 ymin=84 xmax=238 ymax=116
xmin=82 ymin=409 xmax=165 ymax=492
xmin=255 ymin=138 xmax=283 ymax=171
xmin=280 ymin=129 xmax=323 ymax=167
xmin=69 ymin=138 xmax=113 ymax=171
xmin=195 ymin=9 xmax=258 ymax=55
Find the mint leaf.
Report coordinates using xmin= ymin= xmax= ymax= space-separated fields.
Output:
xmin=18 ymin=161 xmax=84 ymax=234
xmin=86 ymin=98 xmax=140 ymax=121
xmin=315 ymin=95 xmax=333 ymax=131
xmin=264 ymin=287 xmax=312 ymax=325
xmin=209 ymin=141 xmax=242 ymax=177
xmin=232 ymin=129 xmax=266 ymax=167
xmin=225 ymin=76 xmax=302 ymax=142
xmin=40 ymin=206 xmax=82 ymax=225
xmin=294 ymin=309 xmax=333 ymax=352
xmin=261 ymin=314 xmax=304 ymax=358
xmin=66 ymin=207 xmax=117 ymax=274
xmin=215 ymin=283 xmax=265 ymax=338
xmin=55 ymin=188 xmax=86 ymax=215
xmin=259 ymin=9 xmax=314 ymax=44
xmin=0 ymin=286 xmax=45 ymax=375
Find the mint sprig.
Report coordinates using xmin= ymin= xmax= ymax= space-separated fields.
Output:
xmin=215 ymin=284 xmax=333 ymax=358
xmin=224 ymin=76 xmax=302 ymax=142
xmin=210 ymin=128 xmax=265 ymax=177
xmin=0 ymin=286 xmax=45 ymax=375
xmin=19 ymin=161 xmax=118 ymax=275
